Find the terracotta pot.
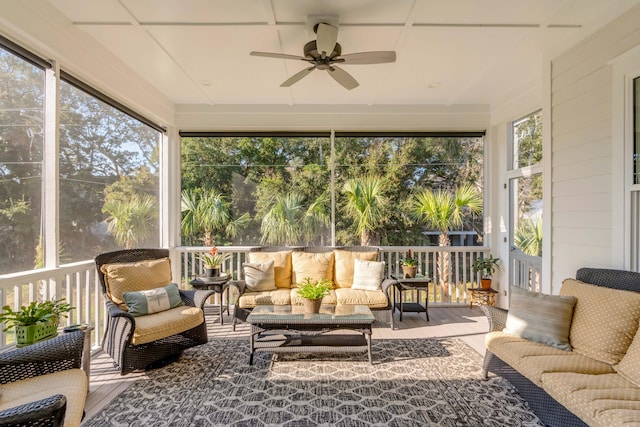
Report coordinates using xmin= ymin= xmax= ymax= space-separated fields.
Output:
xmin=303 ymin=298 xmax=322 ymax=314
xmin=402 ymin=265 xmax=417 ymax=278
xmin=481 ymin=278 xmax=492 ymax=290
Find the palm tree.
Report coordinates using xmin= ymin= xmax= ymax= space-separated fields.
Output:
xmin=181 ymin=190 xmax=250 ymax=246
xmin=412 ymin=184 xmax=483 ymax=298
xmin=103 ymin=194 xmax=158 ymax=249
xmin=260 ymin=192 xmax=329 ymax=245
xmin=342 ymin=176 xmax=389 ymax=246
xmin=514 ymin=217 xmax=543 ymax=257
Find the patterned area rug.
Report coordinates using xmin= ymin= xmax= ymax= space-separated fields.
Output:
xmin=84 ymin=338 xmax=542 ymax=426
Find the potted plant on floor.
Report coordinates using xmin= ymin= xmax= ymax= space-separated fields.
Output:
xmin=401 ymin=250 xmax=418 ymax=278
xmin=0 ymin=299 xmax=73 ymax=346
xmin=199 ymin=246 xmax=229 ymax=277
xmin=296 ymin=278 xmax=332 ymax=314
xmin=472 ymin=255 xmax=500 ymax=289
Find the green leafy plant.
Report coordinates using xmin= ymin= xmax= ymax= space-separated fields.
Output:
xmin=472 ymin=255 xmax=500 ymax=279
xmin=401 ymin=250 xmax=418 ymax=267
xmin=199 ymin=246 xmax=229 ymax=267
xmin=0 ymin=299 xmax=73 ymax=331
xmin=296 ymin=278 xmax=332 ymax=301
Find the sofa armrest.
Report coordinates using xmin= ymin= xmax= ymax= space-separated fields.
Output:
xmin=229 ymin=280 xmax=246 ymax=295
xmin=0 ymin=331 xmax=84 ymax=384
xmin=480 ymin=305 xmax=508 ymax=331
xmin=0 ymin=394 xmax=66 ymax=427
xmin=381 ymin=278 xmax=396 ymax=297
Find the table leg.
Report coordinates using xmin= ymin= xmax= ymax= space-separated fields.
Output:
xmin=399 ymin=287 xmax=404 ymax=321
xmin=423 ymin=289 xmax=430 ymax=321
xmin=365 ymin=328 xmax=372 ymax=364
xmin=249 ymin=326 xmax=256 ymax=365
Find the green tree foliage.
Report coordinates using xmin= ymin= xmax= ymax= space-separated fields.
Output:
xmin=260 ymin=192 xmax=329 ymax=246
xmin=514 ymin=217 xmax=543 ymax=257
xmin=342 ymin=175 xmax=389 ymax=246
xmin=103 ymin=194 xmax=158 ymax=249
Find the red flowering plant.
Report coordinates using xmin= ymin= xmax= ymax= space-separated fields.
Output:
xmin=199 ymin=245 xmax=229 ymax=267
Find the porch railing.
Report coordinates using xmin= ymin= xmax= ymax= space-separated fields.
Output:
xmin=511 ymin=249 xmax=542 ymax=292
xmin=0 ymin=245 xmax=491 ymax=349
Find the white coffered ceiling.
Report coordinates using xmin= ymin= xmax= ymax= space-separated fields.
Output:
xmin=45 ymin=0 xmax=639 ymax=108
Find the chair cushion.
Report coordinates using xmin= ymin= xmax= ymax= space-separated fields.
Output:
xmin=335 ymin=288 xmax=389 ymax=308
xmin=615 ymin=323 xmax=640 ymax=387
xmin=560 ymin=279 xmax=640 ymax=364
xmin=100 ymin=257 xmax=172 ymax=309
xmin=123 ymin=283 xmax=183 ymax=316
xmin=541 ymin=372 xmax=640 ymax=427
xmin=334 ymin=250 xmax=379 ymax=288
xmin=351 ymin=259 xmax=385 ymax=291
xmin=248 ymin=251 xmax=292 ymax=289
xmin=486 ymin=331 xmax=614 ymax=386
xmin=0 ymin=368 xmax=87 ymax=427
xmin=503 ymin=286 xmax=576 ymax=351
xmin=132 ymin=306 xmax=204 ymax=345
xmin=237 ymin=289 xmax=291 ymax=309
xmin=290 ymin=289 xmax=337 ymax=305
xmin=243 ymin=261 xmax=276 ymax=292
xmin=291 ymin=252 xmax=334 ymax=286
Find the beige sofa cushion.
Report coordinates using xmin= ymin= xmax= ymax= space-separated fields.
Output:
xmin=615 ymin=322 xmax=640 ymax=387
xmin=334 ymin=250 xmax=379 ymax=288
xmin=290 ymin=289 xmax=337 ymax=305
xmin=0 ymin=368 xmax=87 ymax=427
xmin=560 ymin=279 xmax=640 ymax=364
xmin=237 ymin=289 xmax=291 ymax=309
xmin=291 ymin=252 xmax=334 ymax=286
xmin=132 ymin=306 xmax=204 ymax=345
xmin=335 ymin=288 xmax=388 ymax=308
xmin=486 ymin=331 xmax=614 ymax=386
xmin=503 ymin=286 xmax=576 ymax=351
xmin=101 ymin=258 xmax=172 ymax=308
xmin=248 ymin=251 xmax=292 ymax=289
xmin=541 ymin=372 xmax=640 ymax=427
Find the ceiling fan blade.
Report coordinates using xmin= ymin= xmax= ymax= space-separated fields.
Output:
xmin=338 ymin=51 xmax=396 ymax=65
xmin=280 ymin=67 xmax=315 ymax=87
xmin=327 ymin=66 xmax=359 ymax=90
xmin=316 ymin=23 xmax=338 ymax=57
xmin=250 ymin=51 xmax=307 ymax=61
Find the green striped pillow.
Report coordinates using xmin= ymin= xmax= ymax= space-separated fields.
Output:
xmin=123 ymin=283 xmax=183 ymax=316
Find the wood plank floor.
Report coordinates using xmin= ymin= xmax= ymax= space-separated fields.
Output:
xmin=81 ymin=305 xmax=489 ymax=424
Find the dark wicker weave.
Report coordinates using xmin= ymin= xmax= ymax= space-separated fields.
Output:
xmin=0 ymin=331 xmax=84 ymax=427
xmin=231 ymin=246 xmax=392 ymax=331
xmin=481 ymin=268 xmax=640 ymax=427
xmin=95 ymin=249 xmax=215 ymax=375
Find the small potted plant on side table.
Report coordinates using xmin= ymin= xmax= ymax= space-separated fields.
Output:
xmin=296 ymin=278 xmax=332 ymax=314
xmin=0 ymin=299 xmax=73 ymax=347
xmin=199 ymin=246 xmax=229 ymax=278
xmin=401 ymin=250 xmax=418 ymax=278
xmin=472 ymin=255 xmax=500 ymax=289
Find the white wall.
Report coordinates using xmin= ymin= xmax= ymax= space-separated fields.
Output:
xmin=550 ymin=4 xmax=640 ymax=289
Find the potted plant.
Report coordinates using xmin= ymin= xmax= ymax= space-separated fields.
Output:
xmin=401 ymin=250 xmax=418 ymax=278
xmin=296 ymin=277 xmax=332 ymax=314
xmin=472 ymin=255 xmax=500 ymax=289
xmin=199 ymin=246 xmax=229 ymax=277
xmin=0 ymin=299 xmax=73 ymax=346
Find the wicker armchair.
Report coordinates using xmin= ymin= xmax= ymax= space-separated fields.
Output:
xmin=0 ymin=330 xmax=86 ymax=427
xmin=95 ymin=249 xmax=215 ymax=375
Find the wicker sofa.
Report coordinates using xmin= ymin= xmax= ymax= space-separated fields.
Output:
xmin=482 ymin=268 xmax=640 ymax=427
xmin=231 ymin=246 xmax=393 ymax=329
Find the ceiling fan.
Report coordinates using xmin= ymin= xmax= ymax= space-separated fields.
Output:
xmin=250 ymin=22 xmax=396 ymax=90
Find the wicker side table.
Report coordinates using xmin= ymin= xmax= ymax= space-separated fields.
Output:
xmin=190 ymin=274 xmax=231 ymax=325
xmin=468 ymin=287 xmax=498 ymax=308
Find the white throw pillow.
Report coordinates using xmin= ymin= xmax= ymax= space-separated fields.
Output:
xmin=244 ymin=260 xmax=276 ymax=292
xmin=351 ymin=259 xmax=384 ymax=291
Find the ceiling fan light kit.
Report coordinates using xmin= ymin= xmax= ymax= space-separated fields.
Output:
xmin=250 ymin=19 xmax=396 ymax=90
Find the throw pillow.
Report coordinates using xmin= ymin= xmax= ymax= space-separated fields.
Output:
xmin=291 ymin=252 xmax=334 ymax=286
xmin=123 ymin=283 xmax=183 ymax=316
xmin=244 ymin=260 xmax=277 ymax=292
xmin=334 ymin=249 xmax=379 ymax=288
xmin=248 ymin=251 xmax=292 ymax=288
xmin=101 ymin=258 xmax=172 ymax=307
xmin=503 ymin=286 xmax=577 ymax=351
xmin=615 ymin=322 xmax=640 ymax=387
xmin=351 ymin=259 xmax=385 ymax=291
xmin=560 ymin=278 xmax=640 ymax=364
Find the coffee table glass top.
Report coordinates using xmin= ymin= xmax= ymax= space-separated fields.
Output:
xmin=247 ymin=305 xmax=374 ymax=324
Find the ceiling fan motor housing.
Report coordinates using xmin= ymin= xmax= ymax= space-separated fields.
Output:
xmin=303 ymin=40 xmax=342 ymax=69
